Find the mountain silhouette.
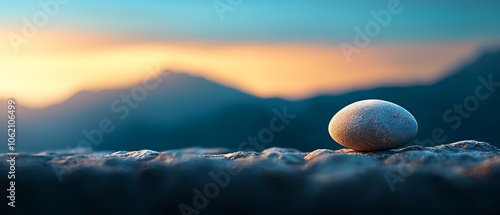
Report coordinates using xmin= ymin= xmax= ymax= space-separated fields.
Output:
xmin=299 ymin=50 xmax=500 ymax=150
xmin=1 ymin=50 xmax=499 ymax=152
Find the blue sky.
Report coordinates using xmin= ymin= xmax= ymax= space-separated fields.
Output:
xmin=2 ymin=0 xmax=499 ymax=43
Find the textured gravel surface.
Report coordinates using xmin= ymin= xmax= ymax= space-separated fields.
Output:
xmin=2 ymin=140 xmax=499 ymax=215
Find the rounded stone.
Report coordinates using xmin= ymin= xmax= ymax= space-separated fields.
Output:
xmin=328 ymin=99 xmax=418 ymax=151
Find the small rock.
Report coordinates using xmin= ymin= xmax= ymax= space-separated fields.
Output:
xmin=328 ymin=99 xmax=418 ymax=151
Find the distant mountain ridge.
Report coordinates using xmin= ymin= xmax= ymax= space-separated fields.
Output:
xmin=1 ymin=50 xmax=499 ymax=152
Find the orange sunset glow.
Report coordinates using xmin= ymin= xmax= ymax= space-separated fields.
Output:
xmin=0 ymin=29 xmax=480 ymax=108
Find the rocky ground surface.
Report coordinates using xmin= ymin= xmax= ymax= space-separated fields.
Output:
xmin=2 ymin=140 xmax=500 ymax=215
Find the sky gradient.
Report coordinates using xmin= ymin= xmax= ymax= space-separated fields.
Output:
xmin=1 ymin=0 xmax=500 ymax=108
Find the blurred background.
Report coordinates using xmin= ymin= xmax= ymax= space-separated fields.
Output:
xmin=1 ymin=0 xmax=500 ymax=152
